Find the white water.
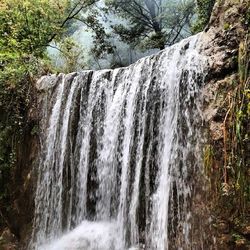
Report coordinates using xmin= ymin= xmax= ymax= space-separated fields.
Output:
xmin=31 ymin=34 xmax=207 ymax=250
xmin=39 ymin=221 xmax=117 ymax=250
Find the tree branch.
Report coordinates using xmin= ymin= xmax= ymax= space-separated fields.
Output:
xmin=45 ymin=0 xmax=97 ymax=46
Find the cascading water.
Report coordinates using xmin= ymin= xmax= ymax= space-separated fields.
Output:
xmin=31 ymin=34 xmax=208 ymax=250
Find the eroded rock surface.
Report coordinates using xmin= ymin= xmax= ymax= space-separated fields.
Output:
xmin=201 ymin=0 xmax=250 ymax=249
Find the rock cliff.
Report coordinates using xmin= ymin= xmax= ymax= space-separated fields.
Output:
xmin=201 ymin=0 xmax=250 ymax=249
xmin=0 ymin=0 xmax=249 ymax=249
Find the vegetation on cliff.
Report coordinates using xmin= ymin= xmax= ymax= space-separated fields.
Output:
xmin=3 ymin=0 xmax=250 ymax=249
xmin=0 ymin=0 xmax=215 ymax=207
xmin=203 ymin=2 xmax=250 ymax=248
xmin=192 ymin=0 xmax=216 ymax=33
xmin=0 ymin=0 xmax=96 ymax=236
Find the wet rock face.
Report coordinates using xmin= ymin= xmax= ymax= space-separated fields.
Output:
xmin=202 ymin=73 xmax=238 ymax=141
xmin=2 ymin=0 xmax=248 ymax=249
xmin=0 ymin=228 xmax=18 ymax=250
xmin=201 ymin=0 xmax=249 ymax=79
xmin=201 ymin=0 xmax=249 ymax=249
xmin=201 ymin=0 xmax=249 ymax=154
xmin=0 ymin=83 xmax=39 ymax=249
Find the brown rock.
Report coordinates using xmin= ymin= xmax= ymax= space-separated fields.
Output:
xmin=0 ymin=243 xmax=17 ymax=250
xmin=218 ymin=233 xmax=233 ymax=245
xmin=0 ymin=230 xmax=16 ymax=244
xmin=210 ymin=121 xmax=224 ymax=141
xmin=0 ymin=229 xmax=18 ymax=250
xmin=234 ymin=238 xmax=249 ymax=250
xmin=241 ymin=225 xmax=250 ymax=236
xmin=217 ymin=221 xmax=230 ymax=234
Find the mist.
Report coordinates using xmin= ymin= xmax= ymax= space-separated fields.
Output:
xmin=48 ymin=0 xmax=192 ymax=70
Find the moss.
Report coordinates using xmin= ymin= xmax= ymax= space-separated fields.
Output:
xmin=31 ymin=125 xmax=39 ymax=136
xmin=191 ymin=0 xmax=216 ymax=33
xmin=206 ymin=33 xmax=250 ymax=249
xmin=203 ymin=144 xmax=214 ymax=177
xmin=224 ymin=23 xmax=231 ymax=30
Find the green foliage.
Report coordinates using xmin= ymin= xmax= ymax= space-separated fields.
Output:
xmin=0 ymin=0 xmax=71 ymax=57
xmin=224 ymin=23 xmax=231 ymax=31
xmin=104 ymin=0 xmax=194 ymax=50
xmin=203 ymin=145 xmax=214 ymax=177
xmin=232 ymin=39 xmax=250 ymax=213
xmin=208 ymin=37 xmax=250 ymax=217
xmin=0 ymin=0 xmax=69 ymax=179
xmin=0 ymin=56 xmax=35 ymax=219
xmin=192 ymin=0 xmax=215 ymax=33
xmin=57 ymin=37 xmax=87 ymax=73
xmin=0 ymin=0 xmax=96 ymax=223
xmin=246 ymin=8 xmax=250 ymax=27
xmin=84 ymin=11 xmax=114 ymax=59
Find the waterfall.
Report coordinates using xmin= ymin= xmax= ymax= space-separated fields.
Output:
xmin=31 ymin=34 xmax=208 ymax=250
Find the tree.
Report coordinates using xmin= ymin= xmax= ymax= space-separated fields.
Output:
xmin=57 ymin=37 xmax=88 ymax=73
xmin=103 ymin=0 xmax=195 ymax=50
xmin=191 ymin=0 xmax=216 ymax=33
xmin=0 ymin=0 xmax=98 ymax=58
xmin=0 ymin=0 xmax=97 ymax=230
xmin=71 ymin=7 xmax=115 ymax=64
